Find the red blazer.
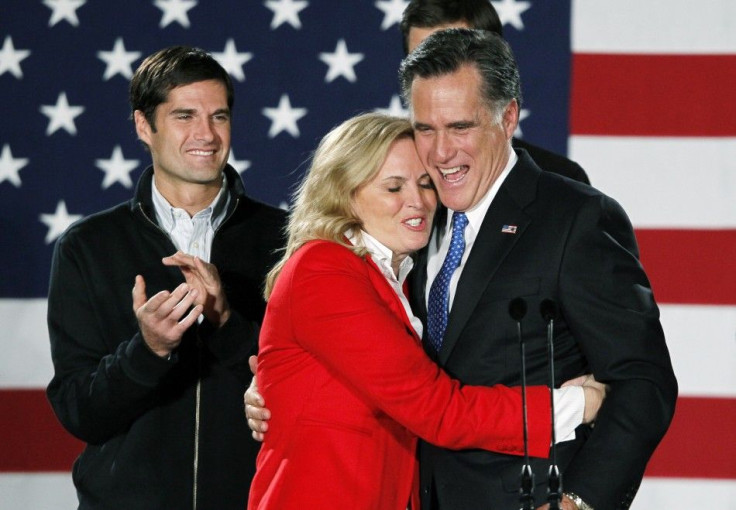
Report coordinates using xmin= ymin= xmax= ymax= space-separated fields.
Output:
xmin=248 ymin=240 xmax=551 ymax=510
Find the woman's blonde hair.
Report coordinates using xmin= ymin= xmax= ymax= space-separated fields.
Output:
xmin=264 ymin=112 xmax=414 ymax=298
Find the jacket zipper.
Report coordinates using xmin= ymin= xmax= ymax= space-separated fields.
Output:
xmin=193 ymin=336 xmax=202 ymax=510
xmin=192 ymin=198 xmax=238 ymax=508
xmin=138 ymin=196 xmax=240 ymax=510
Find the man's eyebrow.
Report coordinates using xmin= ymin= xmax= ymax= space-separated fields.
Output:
xmin=170 ymin=108 xmax=196 ymax=115
xmin=412 ymin=120 xmax=477 ymax=129
xmin=168 ymin=108 xmax=230 ymax=116
xmin=447 ymin=120 xmax=477 ymax=128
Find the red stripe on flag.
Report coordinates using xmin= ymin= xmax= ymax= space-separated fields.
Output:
xmin=0 ymin=389 xmax=83 ymax=472
xmin=570 ymin=54 xmax=736 ymax=137
xmin=2 ymin=393 xmax=735 ymax=479
xmin=646 ymin=396 xmax=736 ymax=479
xmin=635 ymin=229 xmax=736 ymax=305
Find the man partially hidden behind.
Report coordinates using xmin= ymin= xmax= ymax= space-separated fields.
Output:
xmin=400 ymin=0 xmax=590 ymax=185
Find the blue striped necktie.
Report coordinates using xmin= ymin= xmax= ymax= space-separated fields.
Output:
xmin=427 ymin=211 xmax=468 ymax=352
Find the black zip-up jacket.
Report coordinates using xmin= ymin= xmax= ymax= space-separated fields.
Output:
xmin=47 ymin=165 xmax=286 ymax=510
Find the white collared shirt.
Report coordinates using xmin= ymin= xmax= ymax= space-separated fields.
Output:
xmin=426 ymin=151 xmax=517 ymax=310
xmin=346 ymin=229 xmax=423 ymax=338
xmin=151 ymin=175 xmax=230 ymax=263
xmin=425 ymin=151 xmax=583 ymax=442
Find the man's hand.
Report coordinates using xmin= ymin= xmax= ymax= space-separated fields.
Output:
xmin=535 ymin=376 xmax=603 ymax=510
xmin=244 ymin=355 xmax=271 ymax=441
xmin=562 ymin=374 xmax=609 ymax=424
xmin=132 ymin=275 xmax=202 ymax=358
xmin=162 ymin=251 xmax=230 ymax=327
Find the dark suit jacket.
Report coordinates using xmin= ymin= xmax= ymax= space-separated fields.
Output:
xmin=410 ymin=151 xmax=677 ymax=510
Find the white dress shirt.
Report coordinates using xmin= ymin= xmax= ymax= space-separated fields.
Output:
xmin=346 ymin=230 xmax=423 ymax=338
xmin=151 ymin=175 xmax=230 ymax=263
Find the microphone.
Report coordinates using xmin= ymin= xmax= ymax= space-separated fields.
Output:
xmin=540 ymin=299 xmax=562 ymax=510
xmin=540 ymin=299 xmax=557 ymax=323
xmin=509 ymin=297 xmax=527 ymax=322
xmin=508 ymin=297 xmax=534 ymax=510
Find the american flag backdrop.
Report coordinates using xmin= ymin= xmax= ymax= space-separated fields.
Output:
xmin=0 ymin=0 xmax=734 ymax=508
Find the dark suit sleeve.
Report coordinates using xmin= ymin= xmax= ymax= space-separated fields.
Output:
xmin=558 ymin=194 xmax=678 ymax=509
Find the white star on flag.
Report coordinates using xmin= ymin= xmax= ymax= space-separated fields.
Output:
xmin=514 ymin=108 xmax=530 ymax=138
xmin=0 ymin=36 xmax=31 ymax=79
xmin=491 ymin=0 xmax=531 ymax=31
xmin=97 ymin=38 xmax=141 ymax=81
xmin=375 ymin=95 xmax=409 ymax=118
xmin=265 ymin=0 xmax=309 ymax=30
xmin=212 ymin=39 xmax=253 ymax=82
xmin=43 ymin=0 xmax=87 ymax=27
xmin=374 ymin=0 xmax=408 ymax=30
xmin=95 ymin=145 xmax=139 ymax=189
xmin=228 ymin=150 xmax=251 ymax=174
xmin=155 ymin=0 xmax=198 ymax=28
xmin=262 ymin=94 xmax=307 ymax=138
xmin=319 ymin=39 xmax=364 ymax=83
xmin=40 ymin=92 xmax=85 ymax=136
xmin=39 ymin=200 xmax=83 ymax=244
xmin=0 ymin=144 xmax=29 ymax=187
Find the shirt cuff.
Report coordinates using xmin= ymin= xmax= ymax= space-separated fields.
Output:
xmin=552 ymin=385 xmax=584 ymax=443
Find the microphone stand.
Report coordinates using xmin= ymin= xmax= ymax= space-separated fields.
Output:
xmin=540 ymin=300 xmax=562 ymax=510
xmin=509 ymin=298 xmax=534 ymax=510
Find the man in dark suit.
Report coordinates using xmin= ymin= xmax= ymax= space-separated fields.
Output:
xmin=400 ymin=0 xmax=590 ymax=186
xmin=400 ymin=29 xmax=677 ymax=510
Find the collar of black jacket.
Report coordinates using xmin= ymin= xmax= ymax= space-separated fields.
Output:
xmin=129 ymin=164 xmax=245 ymax=223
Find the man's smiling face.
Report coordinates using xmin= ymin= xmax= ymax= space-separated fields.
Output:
xmin=411 ymin=64 xmax=517 ymax=212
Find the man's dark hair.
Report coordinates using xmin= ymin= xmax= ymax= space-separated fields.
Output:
xmin=400 ymin=0 xmax=503 ymax=54
xmin=399 ymin=28 xmax=522 ymax=116
xmin=129 ymin=46 xmax=234 ymax=131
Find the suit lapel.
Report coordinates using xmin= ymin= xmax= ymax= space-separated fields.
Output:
xmin=438 ymin=153 xmax=541 ymax=365
xmin=410 ymin=246 xmax=434 ymax=355
xmin=410 ymin=247 xmax=429 ymax=322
